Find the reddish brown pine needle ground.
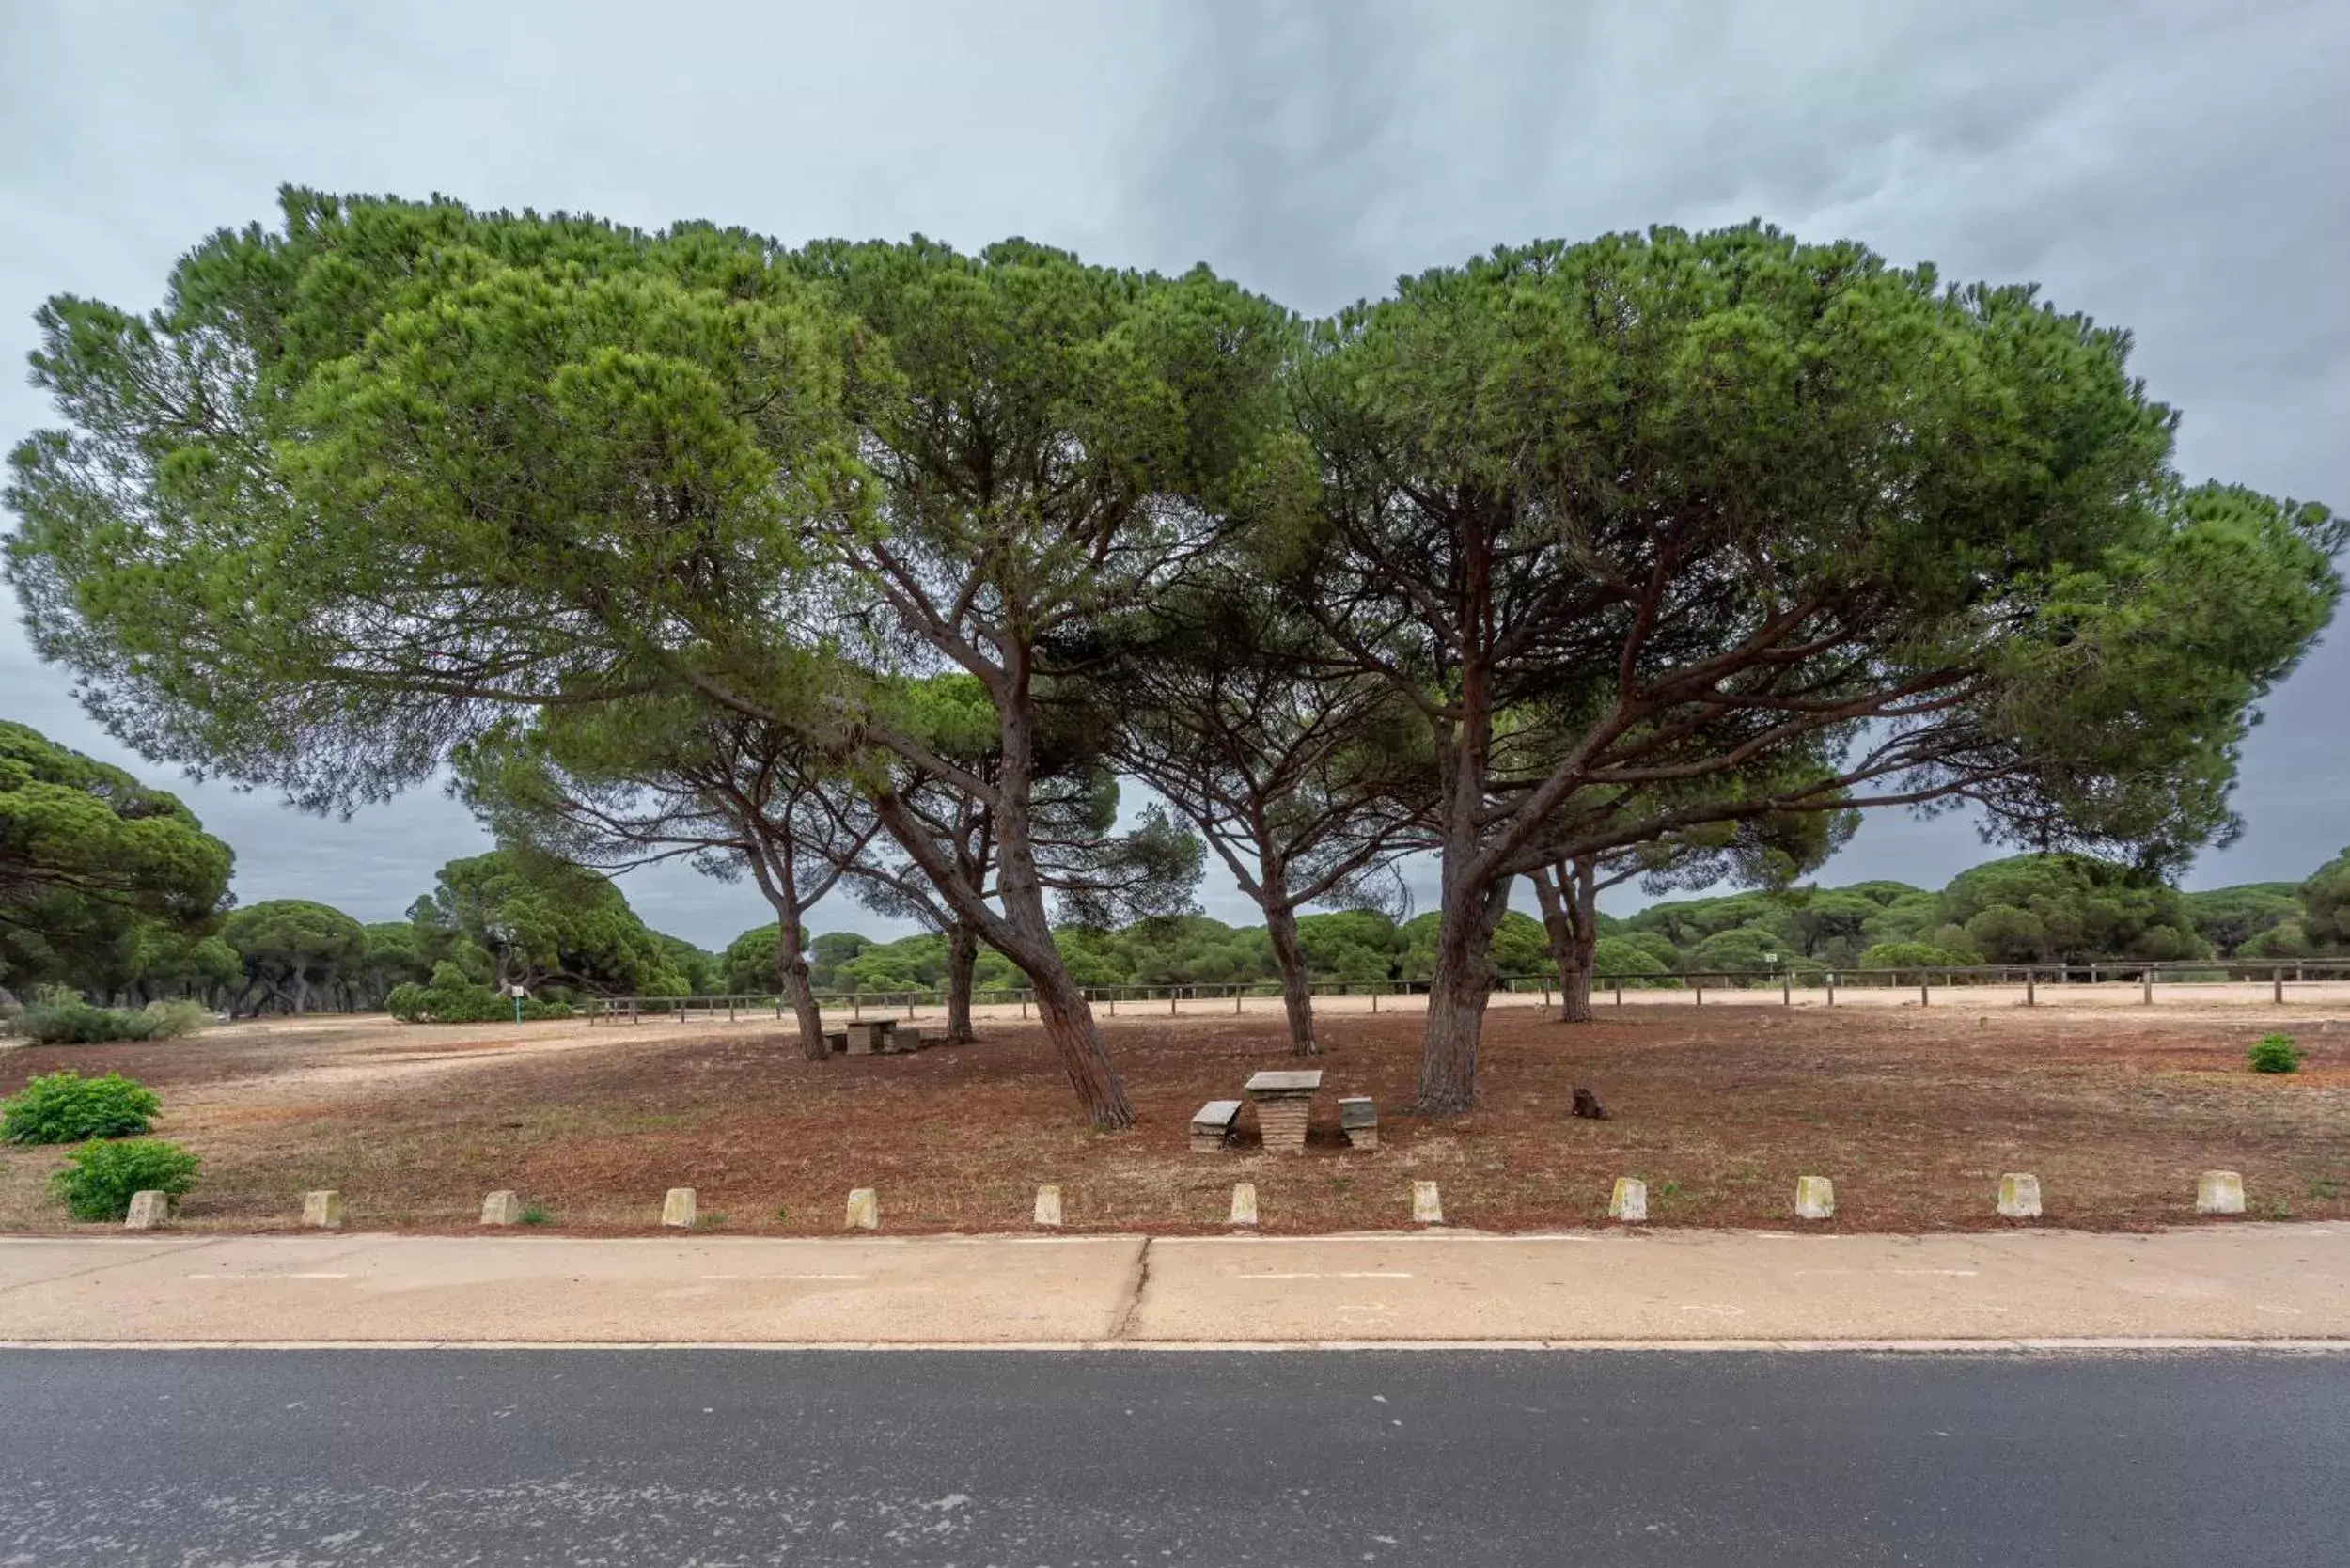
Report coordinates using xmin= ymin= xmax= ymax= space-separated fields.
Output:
xmin=4 ymin=1000 xmax=2345 ymax=1234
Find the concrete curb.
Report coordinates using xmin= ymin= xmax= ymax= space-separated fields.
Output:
xmin=7 ymin=1337 xmax=2350 ymax=1354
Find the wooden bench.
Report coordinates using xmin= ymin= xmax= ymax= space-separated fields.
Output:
xmin=844 ymin=1019 xmax=896 ymax=1055
xmin=1190 ymin=1099 xmax=1244 ymax=1152
xmin=1338 ymin=1096 xmax=1379 ymax=1151
xmin=824 ymin=1029 xmax=848 ymax=1054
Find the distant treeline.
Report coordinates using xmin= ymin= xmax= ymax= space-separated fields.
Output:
xmin=770 ymin=846 xmax=2350 ymax=996
xmin=8 ymin=710 xmax=2346 ymax=1014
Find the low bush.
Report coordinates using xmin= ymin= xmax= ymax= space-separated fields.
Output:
xmin=2248 ymin=1033 xmax=2304 ymax=1074
xmin=17 ymin=995 xmax=209 ymax=1045
xmin=23 ymin=998 xmax=164 ymax=1043
xmin=50 ymin=1138 xmax=200 ymax=1221
xmin=384 ymin=981 xmax=576 ymax=1024
xmin=140 ymin=998 xmax=211 ymax=1038
xmin=2 ymin=1072 xmax=162 ymax=1145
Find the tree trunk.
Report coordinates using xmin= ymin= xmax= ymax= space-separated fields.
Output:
xmin=871 ymin=793 xmax=1133 ymax=1129
xmin=290 ymin=967 xmax=311 ymax=1015
xmin=945 ymin=921 xmax=979 ymax=1043
xmin=1418 ymin=879 xmax=1511 ymax=1114
xmin=1026 ymin=960 xmax=1129 ymax=1123
xmin=776 ymin=919 xmax=827 ymax=1060
xmin=1531 ymin=860 xmax=1598 ymax=1023
xmin=1261 ymin=899 xmax=1319 ymax=1055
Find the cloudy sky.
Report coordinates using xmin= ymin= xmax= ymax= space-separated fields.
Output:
xmin=3 ymin=0 xmax=2345 ymax=949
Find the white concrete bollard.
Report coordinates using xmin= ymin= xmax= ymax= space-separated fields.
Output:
xmin=1412 ymin=1180 xmax=1444 ymax=1225
xmin=1609 ymin=1177 xmax=1649 ymax=1223
xmin=661 ymin=1187 xmax=697 ymax=1229
xmin=1794 ymin=1175 xmax=1836 ymax=1221
xmin=123 ymin=1190 xmax=171 ymax=1230
xmin=2196 ymin=1170 xmax=2246 ymax=1215
xmin=1033 ymin=1184 xmax=1064 ymax=1229
xmin=1997 ymin=1173 xmax=2042 ymax=1219
xmin=480 ymin=1189 xmax=523 ymax=1226
xmin=302 ymin=1189 xmax=345 ymax=1229
xmin=1228 ymin=1182 xmax=1260 ymax=1228
xmin=845 ymin=1187 xmax=879 ymax=1231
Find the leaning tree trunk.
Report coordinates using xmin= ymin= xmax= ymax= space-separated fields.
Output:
xmin=1024 ymin=960 xmax=1131 ymax=1125
xmin=776 ymin=918 xmax=827 ymax=1060
xmin=871 ymin=788 xmax=1134 ymax=1129
xmin=992 ymin=881 xmax=1132 ymax=1128
xmin=944 ymin=921 xmax=979 ymax=1043
xmin=1261 ymin=899 xmax=1320 ymax=1055
xmin=1418 ymin=880 xmax=1511 ymax=1114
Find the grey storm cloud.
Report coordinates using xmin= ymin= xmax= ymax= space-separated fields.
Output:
xmin=3 ymin=0 xmax=2345 ymax=947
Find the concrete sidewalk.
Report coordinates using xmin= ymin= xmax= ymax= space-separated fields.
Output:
xmin=2 ymin=1226 xmax=2344 ymax=1346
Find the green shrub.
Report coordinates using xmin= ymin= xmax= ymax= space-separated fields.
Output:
xmin=385 ymin=981 xmax=575 ymax=1024
xmin=140 ymin=998 xmax=210 ymax=1038
xmin=50 ymin=1138 xmax=200 ymax=1221
xmin=22 ymin=997 xmax=168 ymax=1044
xmin=2248 ymin=1033 xmax=2304 ymax=1074
xmin=3 ymin=1072 xmax=162 ymax=1145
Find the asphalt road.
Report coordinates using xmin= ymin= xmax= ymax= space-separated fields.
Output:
xmin=3 ymin=1349 xmax=2344 ymax=1566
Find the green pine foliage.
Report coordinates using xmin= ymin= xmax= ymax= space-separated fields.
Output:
xmin=384 ymin=980 xmax=576 ymax=1024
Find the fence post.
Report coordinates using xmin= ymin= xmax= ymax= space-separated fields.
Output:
xmin=728 ymin=996 xmax=737 ymax=1023
xmin=1614 ymin=980 xmax=1623 ymax=1007
xmin=2026 ymin=969 xmax=2036 ymax=1007
xmin=2143 ymin=970 xmax=2154 ymax=1005
xmin=1021 ymin=990 xmax=1029 ymax=1020
xmin=1825 ymin=973 xmax=1835 ymax=1008
xmin=1109 ymin=990 xmax=1118 ymax=1017
xmin=1919 ymin=975 xmax=1930 ymax=1008
xmin=1694 ymin=980 xmax=1704 ymax=1007
xmin=2275 ymin=970 xmax=2285 ymax=1005
xmin=1781 ymin=972 xmax=1792 ymax=1007
xmin=852 ymin=991 xmax=861 ymax=1022
xmin=1169 ymin=988 xmax=1178 ymax=1018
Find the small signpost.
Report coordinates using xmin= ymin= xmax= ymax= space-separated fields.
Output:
xmin=509 ymin=983 xmax=527 ymax=1024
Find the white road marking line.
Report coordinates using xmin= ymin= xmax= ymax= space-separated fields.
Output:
xmin=1234 ymin=1272 xmax=1414 ymax=1280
